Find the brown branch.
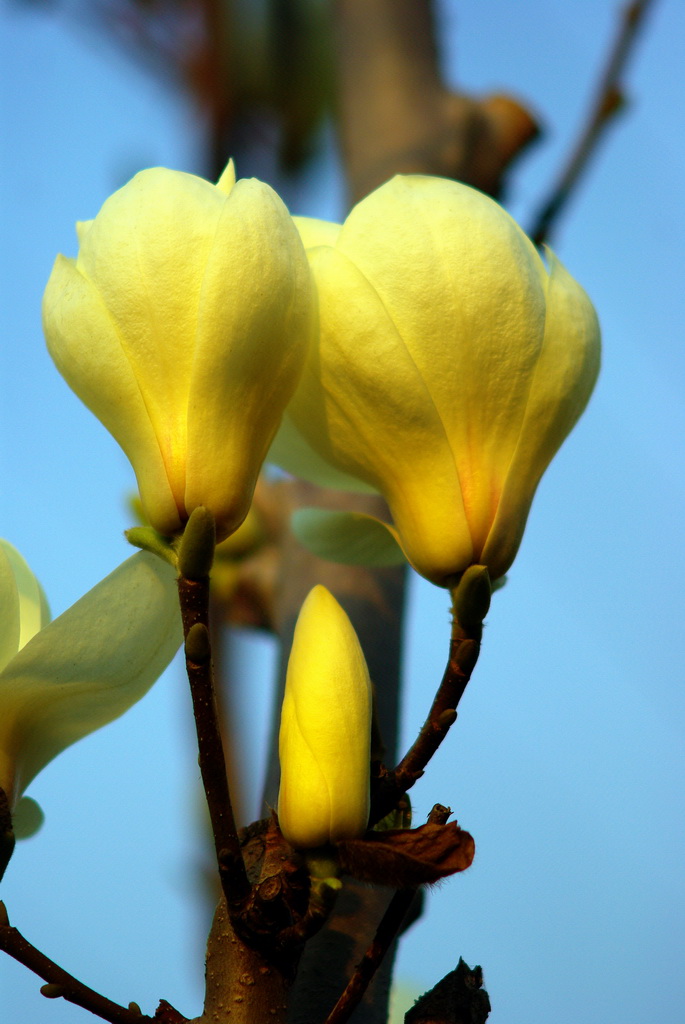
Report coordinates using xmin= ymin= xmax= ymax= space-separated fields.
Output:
xmin=0 ymin=902 xmax=166 ymax=1024
xmin=323 ymin=807 xmax=450 ymax=1024
xmin=177 ymin=572 xmax=250 ymax=911
xmin=333 ymin=0 xmax=540 ymax=204
xmin=396 ymin=632 xmax=479 ymax=778
xmin=198 ymin=896 xmax=291 ymax=1024
xmin=324 ymin=888 xmax=416 ymax=1024
xmin=372 ymin=614 xmax=482 ymax=825
xmin=530 ymin=0 xmax=658 ymax=246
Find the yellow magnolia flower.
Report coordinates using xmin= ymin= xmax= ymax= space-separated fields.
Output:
xmin=43 ymin=161 xmax=315 ymax=543
xmin=270 ymin=175 xmax=601 ymax=585
xmin=0 ymin=541 xmax=181 ymax=813
xmin=278 ymin=585 xmax=371 ymax=849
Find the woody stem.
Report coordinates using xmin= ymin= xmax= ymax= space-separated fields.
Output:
xmin=371 ymin=611 xmax=482 ymax=824
xmin=177 ymin=573 xmax=250 ymax=911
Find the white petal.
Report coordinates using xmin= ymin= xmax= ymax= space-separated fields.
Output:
xmin=0 ymin=552 xmax=182 ymax=806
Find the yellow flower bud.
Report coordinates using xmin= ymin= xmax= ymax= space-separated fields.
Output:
xmin=271 ymin=175 xmax=601 ymax=584
xmin=0 ymin=541 xmax=180 ymax=810
xmin=43 ymin=160 xmax=315 ymax=543
xmin=278 ymin=585 xmax=371 ymax=849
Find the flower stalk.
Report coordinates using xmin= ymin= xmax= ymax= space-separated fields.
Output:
xmin=176 ymin=509 xmax=249 ymax=911
xmin=372 ymin=569 xmax=491 ymax=824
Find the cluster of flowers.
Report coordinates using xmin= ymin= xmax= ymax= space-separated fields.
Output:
xmin=1 ymin=160 xmax=599 ymax=855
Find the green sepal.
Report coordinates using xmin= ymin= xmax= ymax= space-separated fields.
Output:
xmin=303 ymin=850 xmax=343 ymax=912
xmin=291 ymin=509 xmax=406 ymax=567
xmin=304 ymin=850 xmax=340 ymax=883
xmin=125 ymin=527 xmax=178 ymax=569
xmin=450 ymin=565 xmax=491 ymax=630
xmin=178 ymin=507 xmax=216 ymax=580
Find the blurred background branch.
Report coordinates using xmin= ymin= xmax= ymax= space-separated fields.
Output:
xmin=530 ymin=0 xmax=658 ymax=245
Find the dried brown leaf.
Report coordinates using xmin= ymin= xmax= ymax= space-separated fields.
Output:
xmin=337 ymin=822 xmax=475 ymax=887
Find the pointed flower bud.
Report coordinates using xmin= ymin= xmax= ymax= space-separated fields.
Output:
xmin=278 ymin=586 xmax=371 ymax=849
xmin=43 ymin=160 xmax=315 ymax=543
xmin=271 ymin=176 xmax=601 ymax=584
xmin=0 ymin=540 xmax=181 ymax=810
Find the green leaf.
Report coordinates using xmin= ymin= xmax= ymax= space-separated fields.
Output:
xmin=291 ymin=509 xmax=406 ymax=567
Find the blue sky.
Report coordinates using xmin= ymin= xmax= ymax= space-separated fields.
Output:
xmin=1 ymin=2 xmax=684 ymax=1022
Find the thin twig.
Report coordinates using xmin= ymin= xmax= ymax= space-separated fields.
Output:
xmin=323 ymin=888 xmax=416 ymax=1024
xmin=371 ymin=617 xmax=481 ymax=824
xmin=323 ymin=807 xmax=450 ymax=1024
xmin=177 ymin=575 xmax=250 ymax=910
xmin=0 ymin=903 xmax=159 ymax=1024
xmin=530 ymin=0 xmax=657 ymax=246
xmin=276 ymin=863 xmax=342 ymax=948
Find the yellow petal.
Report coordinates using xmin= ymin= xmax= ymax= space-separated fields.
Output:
xmin=286 ymin=244 xmax=474 ymax=583
xmin=0 ymin=552 xmax=182 ymax=807
xmin=43 ymin=254 xmax=182 ymax=535
xmin=0 ymin=541 xmax=50 ymax=659
xmin=481 ymin=250 xmax=601 ymax=576
xmin=294 ymin=215 xmax=342 ymax=249
xmin=337 ymin=175 xmax=549 ymax=551
xmin=275 ymin=175 xmax=599 ymax=585
xmin=74 ymin=168 xmax=226 ymax=505
xmin=278 ymin=585 xmax=371 ymax=848
xmin=46 ymin=165 xmax=315 ymax=543
xmin=75 ymin=220 xmax=93 ymax=245
xmin=184 ymin=179 xmax=316 ymax=539
xmin=216 ymin=158 xmax=237 ymax=194
xmin=0 ymin=543 xmax=21 ymax=672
